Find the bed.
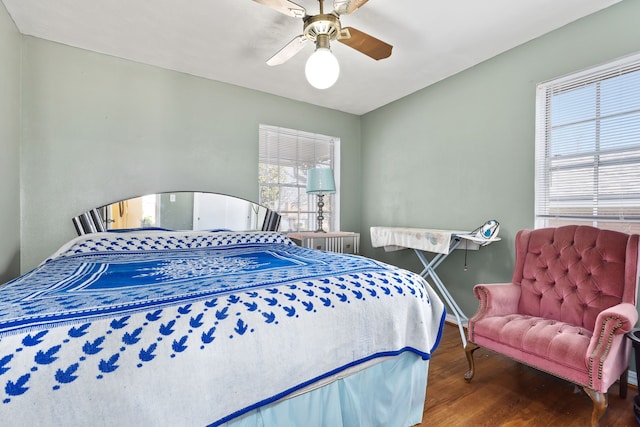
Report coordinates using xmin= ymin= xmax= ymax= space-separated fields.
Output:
xmin=0 ymin=193 xmax=445 ymax=427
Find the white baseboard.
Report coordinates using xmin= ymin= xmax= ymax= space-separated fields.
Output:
xmin=443 ymin=313 xmax=639 ymax=387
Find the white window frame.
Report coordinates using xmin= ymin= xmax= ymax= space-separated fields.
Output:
xmin=535 ymin=52 xmax=640 ymax=234
xmin=258 ymin=124 xmax=340 ymax=232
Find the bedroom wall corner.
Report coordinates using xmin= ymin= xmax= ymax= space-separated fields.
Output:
xmin=0 ymin=3 xmax=22 ymax=283
xmin=359 ymin=0 xmax=640 ymax=319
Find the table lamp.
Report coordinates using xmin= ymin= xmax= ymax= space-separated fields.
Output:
xmin=306 ymin=167 xmax=336 ymax=232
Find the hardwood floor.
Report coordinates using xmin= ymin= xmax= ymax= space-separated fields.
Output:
xmin=418 ymin=323 xmax=638 ymax=427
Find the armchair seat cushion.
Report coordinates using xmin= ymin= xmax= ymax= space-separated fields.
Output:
xmin=472 ymin=314 xmax=592 ymax=381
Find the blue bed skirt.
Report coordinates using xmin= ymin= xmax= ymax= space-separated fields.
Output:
xmin=221 ymin=352 xmax=428 ymax=427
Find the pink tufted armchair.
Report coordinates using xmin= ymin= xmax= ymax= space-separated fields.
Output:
xmin=465 ymin=225 xmax=640 ymax=426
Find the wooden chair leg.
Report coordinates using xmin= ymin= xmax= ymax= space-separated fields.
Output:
xmin=619 ymin=367 xmax=629 ymax=399
xmin=464 ymin=342 xmax=479 ymax=383
xmin=583 ymin=387 xmax=607 ymax=427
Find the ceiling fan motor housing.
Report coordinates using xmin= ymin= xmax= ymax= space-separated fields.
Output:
xmin=303 ymin=14 xmax=346 ymax=43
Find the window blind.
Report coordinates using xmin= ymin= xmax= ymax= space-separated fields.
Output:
xmin=258 ymin=124 xmax=339 ymax=232
xmin=535 ymin=52 xmax=640 ymax=233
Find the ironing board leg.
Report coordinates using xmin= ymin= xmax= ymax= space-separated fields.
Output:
xmin=413 ymin=245 xmax=468 ymax=348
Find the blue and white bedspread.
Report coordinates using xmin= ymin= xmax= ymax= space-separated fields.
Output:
xmin=0 ymin=231 xmax=445 ymax=426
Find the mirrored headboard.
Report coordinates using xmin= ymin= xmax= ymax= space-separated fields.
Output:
xmin=72 ymin=192 xmax=281 ymax=235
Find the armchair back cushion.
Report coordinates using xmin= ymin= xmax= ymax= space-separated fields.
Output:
xmin=514 ymin=226 xmax=638 ymax=331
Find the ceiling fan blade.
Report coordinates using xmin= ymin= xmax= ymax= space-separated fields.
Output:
xmin=333 ymin=0 xmax=369 ymax=15
xmin=266 ymin=35 xmax=308 ymax=66
xmin=338 ymin=27 xmax=392 ymax=60
xmin=253 ymin=0 xmax=306 ymax=18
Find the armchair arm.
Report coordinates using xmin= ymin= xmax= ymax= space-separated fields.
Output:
xmin=586 ymin=302 xmax=638 ymax=388
xmin=594 ymin=302 xmax=638 ymax=336
xmin=470 ymin=283 xmax=521 ymax=322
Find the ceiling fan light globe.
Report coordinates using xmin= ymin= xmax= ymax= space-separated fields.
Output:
xmin=305 ymin=48 xmax=340 ymax=89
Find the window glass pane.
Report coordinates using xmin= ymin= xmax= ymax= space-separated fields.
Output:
xmin=278 ymin=164 xmax=296 ymax=185
xmin=550 ymin=122 xmax=596 ymax=156
xmin=549 ymin=164 xmax=594 ymax=199
xmin=601 ymin=70 xmax=640 ymax=117
xmin=600 ymin=112 xmax=640 ymax=151
xmin=551 ymin=84 xmax=595 ymax=126
xmin=599 ymin=162 xmax=640 ymax=199
xmin=278 ymin=186 xmax=301 ymax=210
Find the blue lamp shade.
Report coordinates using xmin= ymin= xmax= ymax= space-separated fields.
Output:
xmin=306 ymin=168 xmax=336 ymax=195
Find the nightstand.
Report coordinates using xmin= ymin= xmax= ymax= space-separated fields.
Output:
xmin=287 ymin=231 xmax=360 ymax=254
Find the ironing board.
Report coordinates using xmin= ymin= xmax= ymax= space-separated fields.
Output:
xmin=370 ymin=226 xmax=500 ymax=348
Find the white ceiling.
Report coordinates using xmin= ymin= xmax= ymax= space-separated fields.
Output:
xmin=2 ymin=0 xmax=621 ymax=115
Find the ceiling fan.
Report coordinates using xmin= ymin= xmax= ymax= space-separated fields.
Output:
xmin=253 ymin=0 xmax=393 ymax=89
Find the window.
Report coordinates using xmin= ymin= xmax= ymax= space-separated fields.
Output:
xmin=258 ymin=124 xmax=340 ymax=232
xmin=535 ymin=52 xmax=640 ymax=234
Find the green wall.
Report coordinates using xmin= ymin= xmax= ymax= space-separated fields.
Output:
xmin=360 ymin=0 xmax=640 ymax=317
xmin=0 ymin=3 xmax=21 ymax=283
xmin=18 ymin=37 xmax=362 ymax=270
